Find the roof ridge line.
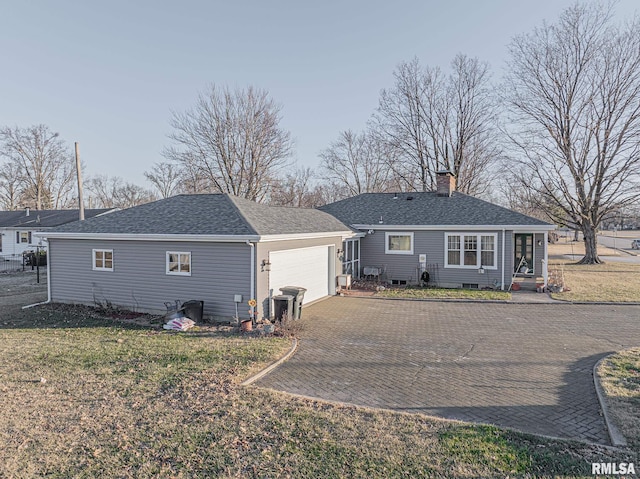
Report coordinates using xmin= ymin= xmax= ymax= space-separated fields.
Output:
xmin=224 ymin=194 xmax=260 ymax=236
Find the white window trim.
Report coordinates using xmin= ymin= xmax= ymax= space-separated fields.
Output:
xmin=444 ymin=233 xmax=498 ymax=270
xmin=92 ymin=249 xmax=114 ymax=272
xmin=385 ymin=232 xmax=414 ymax=255
xmin=166 ymin=251 xmax=192 ymax=276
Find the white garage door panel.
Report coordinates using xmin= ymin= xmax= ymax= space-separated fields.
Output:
xmin=269 ymin=246 xmax=330 ymax=303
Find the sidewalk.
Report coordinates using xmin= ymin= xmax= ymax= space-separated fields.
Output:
xmin=509 ymin=290 xmax=559 ymax=303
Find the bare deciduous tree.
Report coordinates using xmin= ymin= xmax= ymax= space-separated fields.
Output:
xmin=446 ymin=55 xmax=500 ymax=196
xmin=144 ymin=161 xmax=183 ymax=198
xmin=504 ymin=2 xmax=640 ymax=263
xmin=0 ymin=125 xmax=76 ymax=209
xmin=87 ymin=174 xmax=156 ymax=209
xmin=48 ymin=158 xmax=77 ymax=209
xmin=373 ymin=58 xmax=436 ymax=192
xmin=268 ymin=167 xmax=326 ymax=207
xmin=163 ymin=85 xmax=293 ymax=202
xmin=373 ymin=55 xmax=499 ymax=195
xmin=319 ymin=129 xmax=396 ymax=197
xmin=0 ymin=161 xmax=24 ymax=210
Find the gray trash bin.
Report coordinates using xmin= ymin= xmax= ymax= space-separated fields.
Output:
xmin=181 ymin=300 xmax=204 ymax=323
xmin=279 ymin=286 xmax=307 ymax=320
xmin=273 ymin=294 xmax=294 ymax=322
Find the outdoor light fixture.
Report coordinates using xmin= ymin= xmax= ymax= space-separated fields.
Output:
xmin=261 ymin=259 xmax=271 ymax=272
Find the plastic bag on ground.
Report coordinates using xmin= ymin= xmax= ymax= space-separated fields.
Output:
xmin=163 ymin=316 xmax=195 ymax=331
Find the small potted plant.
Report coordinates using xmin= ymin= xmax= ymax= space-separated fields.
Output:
xmin=241 ymin=299 xmax=258 ymax=332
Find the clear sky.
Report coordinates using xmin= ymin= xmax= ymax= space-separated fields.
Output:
xmin=1 ymin=1 xmax=638 ymax=187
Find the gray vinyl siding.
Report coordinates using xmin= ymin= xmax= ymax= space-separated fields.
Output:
xmin=255 ymin=236 xmax=343 ymax=318
xmin=49 ymin=239 xmax=251 ymax=320
xmin=359 ymin=230 xmax=513 ymax=289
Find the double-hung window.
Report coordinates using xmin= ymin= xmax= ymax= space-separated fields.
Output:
xmin=166 ymin=252 xmax=191 ymax=276
xmin=385 ymin=232 xmax=414 ymax=255
xmin=445 ymin=233 xmax=497 ymax=269
xmin=93 ymin=249 xmax=113 ymax=271
xmin=17 ymin=231 xmax=31 ymax=244
xmin=481 ymin=235 xmax=495 ymax=267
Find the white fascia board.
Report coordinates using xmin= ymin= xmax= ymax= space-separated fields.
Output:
xmin=34 ymin=232 xmax=261 ymax=243
xmin=511 ymin=227 xmax=557 ymax=233
xmin=258 ymin=231 xmax=356 ymax=242
xmin=348 ymin=231 xmax=366 ymax=239
xmin=352 ymin=224 xmax=556 ymax=232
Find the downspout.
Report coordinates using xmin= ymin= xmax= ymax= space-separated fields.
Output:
xmin=501 ymin=229 xmax=506 ymax=290
xmin=46 ymin=239 xmax=51 ymax=303
xmin=23 ymin=238 xmax=51 ymax=309
xmin=246 ymin=241 xmax=255 ymax=317
xmin=543 ymin=231 xmax=549 ymax=289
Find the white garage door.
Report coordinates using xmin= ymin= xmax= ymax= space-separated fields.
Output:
xmin=269 ymin=245 xmax=330 ymax=304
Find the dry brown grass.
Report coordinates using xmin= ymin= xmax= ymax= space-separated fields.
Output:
xmin=597 ymin=348 xmax=640 ymax=450
xmin=548 ymin=261 xmax=640 ymax=302
xmin=0 ymin=303 xmax=634 ymax=478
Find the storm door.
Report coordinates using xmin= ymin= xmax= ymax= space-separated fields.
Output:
xmin=514 ymin=234 xmax=534 ymax=274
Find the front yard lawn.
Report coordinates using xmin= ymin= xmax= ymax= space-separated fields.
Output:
xmin=0 ymin=304 xmax=635 ymax=478
xmin=376 ymin=286 xmax=511 ymax=301
xmin=549 ymin=262 xmax=640 ymax=302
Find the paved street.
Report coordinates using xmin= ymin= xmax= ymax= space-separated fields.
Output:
xmin=257 ymin=297 xmax=640 ymax=445
xmin=597 ymin=233 xmax=640 ymax=264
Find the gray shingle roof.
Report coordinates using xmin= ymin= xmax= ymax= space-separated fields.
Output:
xmin=0 ymin=209 xmax=113 ymax=228
xmin=318 ymin=192 xmax=555 ymax=227
xmin=47 ymin=194 xmax=350 ymax=236
xmin=228 ymin=195 xmax=349 ymax=235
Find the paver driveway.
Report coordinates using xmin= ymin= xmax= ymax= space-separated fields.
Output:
xmin=256 ymin=297 xmax=640 ymax=445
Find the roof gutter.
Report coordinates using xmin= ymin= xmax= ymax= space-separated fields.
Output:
xmin=352 ymin=224 xmax=556 ymax=232
xmin=35 ymin=231 xmax=358 ymax=243
xmin=35 ymin=232 xmax=261 ymax=242
xmin=257 ymin=231 xmax=357 ymax=242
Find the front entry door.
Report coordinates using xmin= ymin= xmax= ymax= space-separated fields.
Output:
xmin=514 ymin=234 xmax=533 ymax=274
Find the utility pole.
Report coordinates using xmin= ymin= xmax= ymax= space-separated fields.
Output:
xmin=75 ymin=142 xmax=85 ymax=220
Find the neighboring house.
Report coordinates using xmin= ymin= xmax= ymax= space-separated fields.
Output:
xmin=0 ymin=208 xmax=114 ymax=258
xmin=319 ymin=171 xmax=557 ymax=290
xmin=37 ymin=195 xmax=353 ymax=322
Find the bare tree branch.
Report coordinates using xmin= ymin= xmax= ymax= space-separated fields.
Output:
xmin=87 ymin=174 xmax=156 ymax=209
xmin=144 ymin=161 xmax=183 ymax=199
xmin=319 ymin=129 xmax=396 ymax=197
xmin=0 ymin=124 xmax=76 ymax=209
xmin=163 ymin=84 xmax=293 ymax=202
xmin=372 ymin=56 xmax=499 ymax=195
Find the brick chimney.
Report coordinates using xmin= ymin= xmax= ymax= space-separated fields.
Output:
xmin=436 ymin=170 xmax=456 ymax=197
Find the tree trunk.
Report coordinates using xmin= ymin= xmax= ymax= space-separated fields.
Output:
xmin=576 ymin=223 xmax=603 ymax=264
